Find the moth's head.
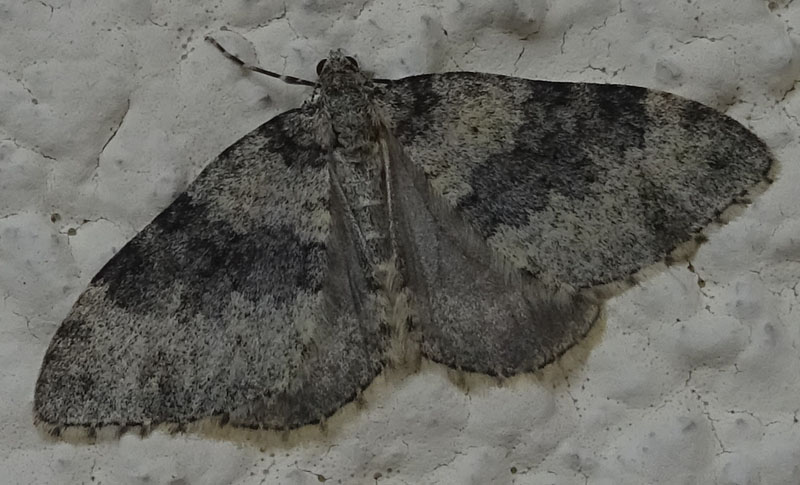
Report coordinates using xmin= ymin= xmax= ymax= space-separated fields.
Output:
xmin=315 ymin=50 xmax=369 ymax=87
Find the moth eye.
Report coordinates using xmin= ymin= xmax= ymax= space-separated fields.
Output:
xmin=345 ymin=56 xmax=358 ymax=68
xmin=316 ymin=59 xmax=328 ymax=75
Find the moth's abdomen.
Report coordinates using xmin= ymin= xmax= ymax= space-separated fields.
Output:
xmin=328 ymin=144 xmax=394 ymax=271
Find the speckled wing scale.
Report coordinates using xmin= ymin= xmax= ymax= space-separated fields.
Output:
xmin=34 ymin=49 xmax=775 ymax=436
xmin=379 ymin=74 xmax=774 ymax=375
xmin=34 ymin=104 xmax=391 ymax=433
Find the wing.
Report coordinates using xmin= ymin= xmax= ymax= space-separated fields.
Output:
xmin=379 ymin=73 xmax=774 ymax=375
xmin=34 ymin=108 xmax=387 ymax=434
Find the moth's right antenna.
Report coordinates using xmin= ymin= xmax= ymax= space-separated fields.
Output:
xmin=205 ymin=36 xmax=317 ymax=87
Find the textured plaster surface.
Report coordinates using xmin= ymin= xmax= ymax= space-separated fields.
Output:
xmin=1 ymin=0 xmax=799 ymax=484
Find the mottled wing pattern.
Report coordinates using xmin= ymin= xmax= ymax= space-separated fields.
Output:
xmin=34 ymin=109 xmax=387 ymax=432
xmin=379 ymin=73 xmax=774 ymax=375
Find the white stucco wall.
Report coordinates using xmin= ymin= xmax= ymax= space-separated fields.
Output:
xmin=1 ymin=1 xmax=798 ymax=483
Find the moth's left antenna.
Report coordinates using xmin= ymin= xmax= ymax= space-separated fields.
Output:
xmin=205 ymin=36 xmax=317 ymax=87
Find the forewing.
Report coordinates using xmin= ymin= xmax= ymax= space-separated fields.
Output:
xmin=380 ymin=73 xmax=774 ymax=375
xmin=35 ymin=109 xmax=386 ymax=433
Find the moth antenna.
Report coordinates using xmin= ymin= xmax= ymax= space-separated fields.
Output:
xmin=205 ymin=36 xmax=317 ymax=87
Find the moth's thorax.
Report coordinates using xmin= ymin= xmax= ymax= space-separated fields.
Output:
xmin=317 ymin=52 xmax=381 ymax=152
xmin=321 ymin=83 xmax=381 ymax=152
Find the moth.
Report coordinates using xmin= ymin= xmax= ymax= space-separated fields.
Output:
xmin=34 ymin=38 xmax=775 ymax=436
